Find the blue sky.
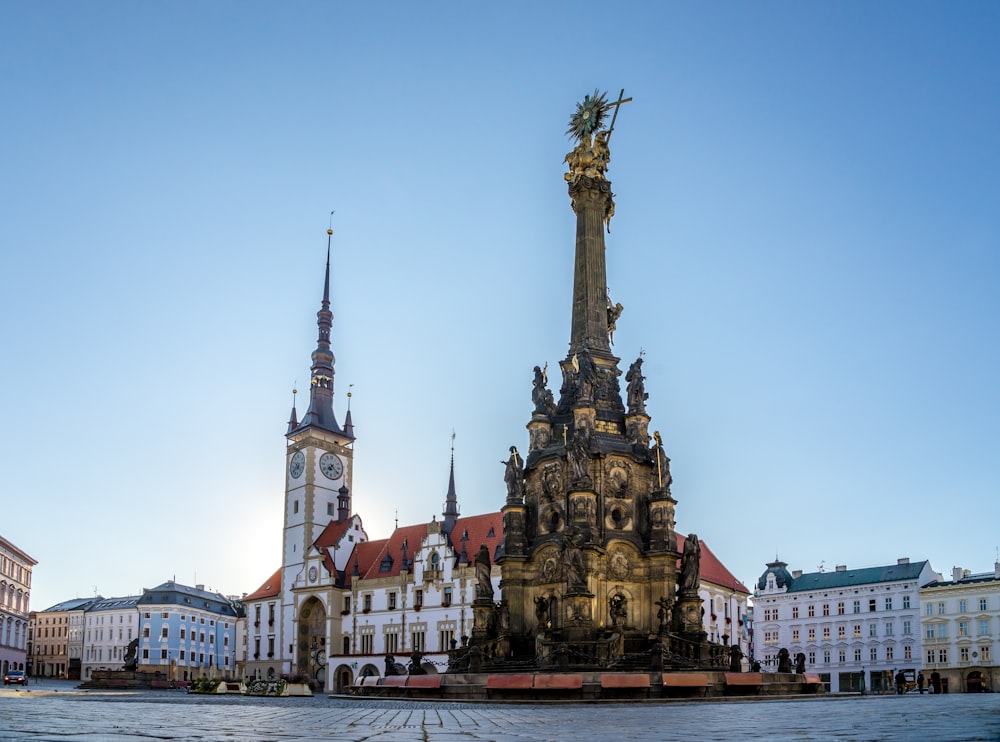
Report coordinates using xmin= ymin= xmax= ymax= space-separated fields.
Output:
xmin=2 ymin=2 xmax=998 ymax=611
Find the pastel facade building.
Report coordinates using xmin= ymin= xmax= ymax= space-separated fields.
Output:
xmin=0 ymin=534 xmax=37 ymax=676
xmin=920 ymin=564 xmax=1000 ymax=693
xmin=755 ymin=558 xmax=940 ymax=692
xmin=29 ymin=597 xmax=99 ymax=679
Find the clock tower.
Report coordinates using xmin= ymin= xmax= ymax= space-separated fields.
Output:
xmin=280 ymin=230 xmax=356 ymax=673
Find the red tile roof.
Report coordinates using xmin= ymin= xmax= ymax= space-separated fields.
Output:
xmin=244 ymin=568 xmax=281 ymax=601
xmin=677 ymin=533 xmax=749 ymax=594
xmin=448 ymin=512 xmax=504 ymax=567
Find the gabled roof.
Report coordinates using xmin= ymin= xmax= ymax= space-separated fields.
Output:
xmin=787 ymin=560 xmax=931 ymax=592
xmin=677 ymin=533 xmax=750 ymax=595
xmin=448 ymin=512 xmax=504 ymax=567
xmin=315 ymin=517 xmax=364 ymax=579
xmin=244 ymin=568 xmax=281 ymax=601
xmin=359 ymin=523 xmax=429 ymax=580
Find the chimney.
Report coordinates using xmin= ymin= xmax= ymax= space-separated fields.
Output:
xmin=952 ymin=567 xmax=964 ymax=582
xmin=195 ymin=584 xmax=205 ymax=591
xmin=897 ymin=557 xmax=910 ymax=565
xmin=791 ymin=570 xmax=802 ymax=579
xmin=835 ymin=565 xmax=847 ymax=572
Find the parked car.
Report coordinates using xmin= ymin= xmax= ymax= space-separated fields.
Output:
xmin=3 ymin=670 xmax=26 ymax=685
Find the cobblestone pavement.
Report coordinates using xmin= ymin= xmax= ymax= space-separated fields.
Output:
xmin=1 ymin=681 xmax=999 ymax=741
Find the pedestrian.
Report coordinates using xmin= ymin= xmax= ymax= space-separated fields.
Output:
xmin=895 ymin=670 xmax=906 ymax=695
xmin=917 ymin=671 xmax=925 ymax=694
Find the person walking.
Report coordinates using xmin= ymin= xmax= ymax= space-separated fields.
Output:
xmin=917 ymin=671 xmax=925 ymax=694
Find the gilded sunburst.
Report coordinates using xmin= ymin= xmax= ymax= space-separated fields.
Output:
xmin=566 ymin=89 xmax=609 ymax=141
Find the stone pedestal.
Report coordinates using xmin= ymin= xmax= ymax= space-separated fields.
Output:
xmin=561 ymin=591 xmax=595 ymax=642
xmin=648 ymin=489 xmax=677 ymax=551
xmin=471 ymin=600 xmax=494 ymax=645
xmin=676 ymin=589 xmax=705 ymax=635
xmin=567 ymin=489 xmax=597 ymax=541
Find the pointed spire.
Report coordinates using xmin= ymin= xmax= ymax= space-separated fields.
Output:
xmin=293 ymin=227 xmax=348 ymax=437
xmin=442 ymin=430 xmax=460 ymax=535
xmin=343 ymin=385 xmax=354 ymax=438
xmin=286 ymin=387 xmax=299 ymax=434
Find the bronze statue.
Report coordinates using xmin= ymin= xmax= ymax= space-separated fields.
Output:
xmin=501 ymin=446 xmax=524 ymax=502
xmin=777 ymin=647 xmax=792 ymax=674
xmin=794 ymin=652 xmax=806 ymax=674
xmin=475 ymin=543 xmax=494 ymax=600
xmin=625 ymin=357 xmax=648 ymax=415
xmin=679 ymin=534 xmax=701 ymax=593
xmin=729 ymin=644 xmax=744 ymax=672
xmin=123 ymin=637 xmax=139 ymax=671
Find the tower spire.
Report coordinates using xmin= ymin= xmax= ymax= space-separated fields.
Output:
xmin=294 ymin=227 xmax=347 ymax=436
xmin=442 ymin=430 xmax=460 ymax=534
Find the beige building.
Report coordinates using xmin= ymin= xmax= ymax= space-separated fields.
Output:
xmin=28 ymin=598 xmax=100 ymax=679
xmin=920 ymin=564 xmax=1000 ymax=693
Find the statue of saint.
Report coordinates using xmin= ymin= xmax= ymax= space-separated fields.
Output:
xmin=625 ymin=357 xmax=648 ymax=415
xmin=606 ymin=297 xmax=623 ymax=345
xmin=534 ymin=595 xmax=550 ymax=625
xmin=609 ymin=593 xmax=628 ymax=626
xmin=562 ymin=527 xmax=587 ymax=591
xmin=679 ymin=534 xmax=701 ymax=593
xmin=531 ymin=365 xmax=556 ymax=417
xmin=650 ymin=431 xmax=672 ymax=491
xmin=502 ymin=446 xmax=524 ymax=502
xmin=475 ymin=544 xmax=494 ymax=600
xmin=569 ymin=428 xmax=591 ymax=483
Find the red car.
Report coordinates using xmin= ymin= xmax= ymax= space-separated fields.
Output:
xmin=3 ymin=670 xmax=26 ymax=685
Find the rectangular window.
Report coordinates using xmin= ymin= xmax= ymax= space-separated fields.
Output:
xmin=385 ymin=632 xmax=398 ymax=654
xmin=823 ymin=650 xmax=830 ymax=664
xmin=293 ymin=500 xmax=299 ymax=514
xmin=979 ymin=619 xmax=990 ymax=636
xmin=143 ymin=627 xmax=150 ymax=638
xmin=808 ymin=628 xmax=815 ymax=641
xmin=938 ymin=602 xmax=945 ymax=615
xmin=142 ymin=649 xmax=149 ymax=659
xmin=982 ymin=645 xmax=992 ymax=661
xmin=854 ymin=648 xmax=862 ymax=662
xmin=886 ymin=645 xmax=893 ymax=661
xmin=415 ymin=589 xmax=424 ymax=608
xmin=853 ymin=600 xmax=861 ymax=614
xmin=960 ymin=647 xmax=970 ymax=662
xmin=837 ymin=626 xmax=846 ymax=640
xmin=938 ymin=624 xmax=948 ymax=638
xmin=959 ymin=621 xmax=970 ymax=637
xmin=927 ymin=649 xmax=935 ymax=665
xmin=904 ymin=645 xmax=912 ymax=660
xmin=885 ymin=597 xmax=892 ymax=611
xmin=807 ymin=651 xmax=815 ymax=664
xmin=903 ymin=620 xmax=911 ymax=635
xmin=869 ymin=623 xmax=877 ymax=637
xmin=980 ymin=598 xmax=989 ymax=612
xmin=411 ymin=631 xmax=425 ymax=652
xmin=791 ymin=629 xmax=799 ymax=642
xmin=792 ymin=606 xmax=799 ymax=619
xmin=180 ymin=629 xmax=185 ymax=639
xmin=926 ymin=625 xmax=935 ymax=639
xmin=443 ymin=587 xmax=453 ymax=606
xmin=823 ymin=627 xmax=830 ymax=640
xmin=870 ymin=647 xmax=877 ymax=662
xmin=902 ymin=594 xmax=910 ymax=609
xmin=869 ymin=599 xmax=877 ymax=612
xmin=161 ymin=612 xmax=168 ymax=619
xmin=344 ymin=596 xmax=351 ymax=614
xmin=854 ymin=625 xmax=862 ymax=638
xmin=439 ymin=629 xmax=455 ymax=651
xmin=885 ymin=622 xmax=893 ymax=636
xmin=837 ymin=602 xmax=845 ymax=615
xmin=388 ymin=592 xmax=397 ymax=610
xmin=363 ymin=594 xmax=372 ymax=612
xmin=808 ymin=605 xmax=815 ymax=618
xmin=926 ymin=603 xmax=934 ymax=616
xmin=327 ymin=503 xmax=334 ymax=516
xmin=267 ymin=637 xmax=274 ymax=657
xmin=959 ymin=599 xmax=968 ymax=613
xmin=180 ymin=650 xmax=185 ymax=660
xmin=938 ymin=649 xmax=948 ymax=663
xmin=160 ymin=649 xmax=167 ymax=660
xmin=822 ymin=604 xmax=830 ymax=617
xmin=161 ymin=627 xmax=169 ymax=638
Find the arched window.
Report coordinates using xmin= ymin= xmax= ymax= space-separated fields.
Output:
xmin=430 ymin=552 xmax=440 ymax=572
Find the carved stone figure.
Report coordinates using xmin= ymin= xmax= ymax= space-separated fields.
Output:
xmin=496 ymin=601 xmax=510 ymax=634
xmin=568 ymin=428 xmax=591 ymax=483
xmin=608 ymin=549 xmax=630 ymax=580
xmin=561 ymin=527 xmax=587 ymax=591
xmin=541 ymin=465 xmax=561 ymax=501
xmin=609 ymin=593 xmax=627 ymax=626
xmin=531 ymin=365 xmax=556 ymax=417
xmin=475 ymin=543 xmax=494 ymax=600
xmin=625 ymin=357 xmax=648 ymax=415
xmin=534 ymin=595 xmax=550 ymax=625
xmin=606 ymin=297 xmax=623 ymax=345
xmin=679 ymin=534 xmax=701 ymax=593
xmin=655 ymin=596 xmax=674 ymax=630
xmin=574 ymin=353 xmax=597 ymax=403
xmin=650 ymin=430 xmax=672 ymax=491
xmin=502 ymin=446 xmax=524 ymax=502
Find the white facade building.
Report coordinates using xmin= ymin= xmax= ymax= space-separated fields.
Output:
xmin=920 ymin=564 xmax=1000 ymax=693
xmin=81 ymin=596 xmax=139 ymax=680
xmin=755 ymin=558 xmax=940 ymax=692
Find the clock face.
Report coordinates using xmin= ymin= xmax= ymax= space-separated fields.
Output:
xmin=290 ymin=451 xmax=305 ymax=479
xmin=319 ymin=452 xmax=343 ymax=480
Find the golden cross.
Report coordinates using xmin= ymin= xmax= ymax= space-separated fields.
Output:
xmin=606 ymin=88 xmax=633 ymax=140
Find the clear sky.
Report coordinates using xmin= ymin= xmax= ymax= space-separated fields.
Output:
xmin=3 ymin=2 xmax=998 ymax=612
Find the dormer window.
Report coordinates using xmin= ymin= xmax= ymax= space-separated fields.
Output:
xmin=487 ymin=527 xmax=495 ymax=537
xmin=379 ymin=555 xmax=394 ymax=573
